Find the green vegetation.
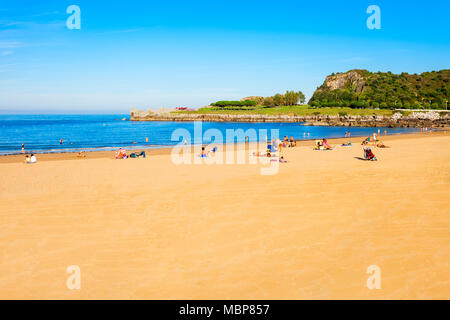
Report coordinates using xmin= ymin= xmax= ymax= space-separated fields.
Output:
xmin=210 ymin=90 xmax=306 ymax=109
xmin=177 ymin=105 xmax=397 ymax=116
xmin=211 ymin=100 xmax=257 ymax=107
xmin=175 ymin=69 xmax=449 ymax=117
xmin=261 ymin=90 xmax=305 ymax=107
xmin=310 ymin=69 xmax=450 ymax=109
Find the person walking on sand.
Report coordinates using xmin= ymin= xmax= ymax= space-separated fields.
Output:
xmin=372 ymin=132 xmax=377 ymax=146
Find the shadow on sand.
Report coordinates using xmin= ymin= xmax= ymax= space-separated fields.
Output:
xmin=354 ymin=156 xmax=377 ymax=161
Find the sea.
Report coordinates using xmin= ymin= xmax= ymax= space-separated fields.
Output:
xmin=0 ymin=114 xmax=419 ymax=155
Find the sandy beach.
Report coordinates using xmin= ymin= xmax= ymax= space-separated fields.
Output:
xmin=0 ymin=131 xmax=449 ymax=299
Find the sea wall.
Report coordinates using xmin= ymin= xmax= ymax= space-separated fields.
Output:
xmin=130 ymin=110 xmax=450 ymax=128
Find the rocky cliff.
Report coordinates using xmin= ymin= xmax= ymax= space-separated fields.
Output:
xmin=309 ymin=69 xmax=450 ymax=109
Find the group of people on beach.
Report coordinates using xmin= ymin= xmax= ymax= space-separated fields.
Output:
xmin=115 ymin=148 xmax=146 ymax=159
xmin=314 ymin=138 xmax=332 ymax=150
xmin=359 ymin=132 xmax=392 ymax=160
xmin=24 ymin=154 xmax=37 ymax=164
xmin=250 ymin=138 xmax=291 ymax=163
xmin=361 ymin=131 xmax=389 ymax=148
xmin=311 ymin=131 xmax=387 ymax=161
xmin=21 ymin=126 xmax=415 ymax=164
xmin=200 ymin=146 xmax=218 ymax=158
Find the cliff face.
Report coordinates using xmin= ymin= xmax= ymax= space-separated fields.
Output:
xmin=322 ymin=70 xmax=366 ymax=92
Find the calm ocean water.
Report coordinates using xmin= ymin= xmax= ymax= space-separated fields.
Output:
xmin=0 ymin=114 xmax=419 ymax=155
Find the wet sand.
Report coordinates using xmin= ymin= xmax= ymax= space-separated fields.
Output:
xmin=0 ymin=131 xmax=449 ymax=299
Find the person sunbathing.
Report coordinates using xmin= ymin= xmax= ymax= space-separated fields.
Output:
xmin=341 ymin=142 xmax=352 ymax=146
xmin=314 ymin=140 xmax=322 ymax=150
xmin=77 ymin=151 xmax=86 ymax=158
xmin=115 ymin=148 xmax=127 ymax=159
xmin=361 ymin=137 xmax=370 ymax=145
xmin=25 ymin=154 xmax=37 ymax=164
xmin=129 ymin=151 xmax=146 ymax=158
xmin=279 ymin=156 xmax=288 ymax=163
xmin=322 ymin=139 xmax=332 ymax=150
xmin=376 ymin=141 xmax=389 ymax=148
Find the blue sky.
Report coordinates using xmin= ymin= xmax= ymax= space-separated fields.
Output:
xmin=0 ymin=0 xmax=449 ymax=113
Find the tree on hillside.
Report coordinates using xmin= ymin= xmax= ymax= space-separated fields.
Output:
xmin=284 ymin=90 xmax=299 ymax=106
xmin=298 ymin=91 xmax=306 ymax=104
xmin=273 ymin=93 xmax=284 ymax=106
xmin=262 ymin=96 xmax=274 ymax=107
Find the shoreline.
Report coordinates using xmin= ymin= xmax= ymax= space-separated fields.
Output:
xmin=130 ymin=110 xmax=450 ymax=128
xmin=1 ymin=130 xmax=446 ymax=164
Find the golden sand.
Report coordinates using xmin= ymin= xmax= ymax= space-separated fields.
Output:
xmin=0 ymin=132 xmax=449 ymax=299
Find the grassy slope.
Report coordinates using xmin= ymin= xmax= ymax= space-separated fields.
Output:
xmin=176 ymin=105 xmax=397 ymax=116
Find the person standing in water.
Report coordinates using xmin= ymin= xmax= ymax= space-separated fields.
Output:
xmin=21 ymin=143 xmax=25 ymax=153
xmin=60 ymin=139 xmax=63 ymax=145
